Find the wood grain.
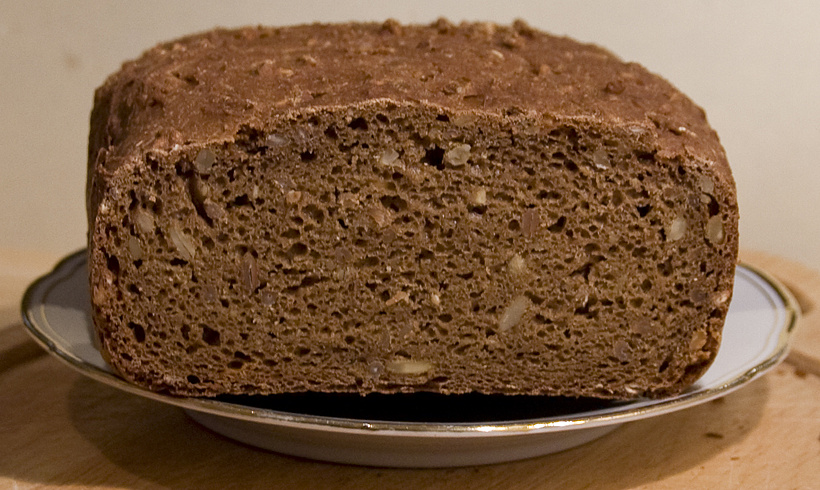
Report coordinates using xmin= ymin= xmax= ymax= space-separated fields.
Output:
xmin=2 ymin=250 xmax=819 ymax=489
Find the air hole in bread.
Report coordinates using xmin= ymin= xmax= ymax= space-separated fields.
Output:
xmin=201 ymin=325 xmax=220 ymax=346
xmin=128 ymin=322 xmax=145 ymax=343
xmin=348 ymin=117 xmax=368 ymax=130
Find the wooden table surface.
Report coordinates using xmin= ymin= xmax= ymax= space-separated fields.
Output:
xmin=1 ymin=249 xmax=818 ymax=489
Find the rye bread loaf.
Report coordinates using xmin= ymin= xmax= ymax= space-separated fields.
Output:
xmin=87 ymin=20 xmax=738 ymax=399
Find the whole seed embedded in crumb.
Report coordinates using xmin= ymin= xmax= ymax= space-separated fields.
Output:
xmin=689 ymin=330 xmax=708 ymax=351
xmin=706 ymin=216 xmax=725 ymax=244
xmin=131 ymin=208 xmax=155 ymax=234
xmin=508 ymin=253 xmax=527 ymax=277
xmin=334 ymin=246 xmax=353 ymax=263
xmin=385 ymin=360 xmax=434 ymax=375
xmin=385 ymin=291 xmax=410 ymax=306
xmin=240 ymin=252 xmax=260 ymax=293
xmin=592 ymin=148 xmax=610 ymax=170
xmin=698 ymin=175 xmax=715 ymax=195
xmin=194 ymin=149 xmax=216 ymax=174
xmin=285 ymin=190 xmax=302 ymax=204
xmin=667 ymin=216 xmax=688 ymax=241
xmin=379 ymin=148 xmax=401 ymax=166
xmin=203 ymin=199 xmax=226 ymax=221
xmin=169 ymin=225 xmax=196 ymax=260
xmin=368 ymin=206 xmax=392 ymax=228
xmin=713 ymin=290 xmax=731 ymax=305
xmin=499 ymin=295 xmax=530 ymax=331
xmin=366 ymin=360 xmax=385 ymax=379
xmin=265 ymin=133 xmax=287 ymax=147
xmin=127 ymin=236 xmax=143 ymax=260
xmin=444 ymin=143 xmax=471 ymax=166
xmin=452 ymin=113 xmax=477 ymax=126
xmin=470 ymin=187 xmax=487 ymax=206
xmin=190 ymin=177 xmax=210 ymax=202
xmin=613 ymin=340 xmax=631 ymax=362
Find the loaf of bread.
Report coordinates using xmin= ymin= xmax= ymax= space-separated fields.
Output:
xmin=87 ymin=20 xmax=738 ymax=399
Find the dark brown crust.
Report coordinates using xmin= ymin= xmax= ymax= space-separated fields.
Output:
xmin=87 ymin=20 xmax=738 ymax=399
xmin=88 ymin=20 xmax=732 ymax=219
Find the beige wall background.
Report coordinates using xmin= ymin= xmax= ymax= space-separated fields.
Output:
xmin=2 ymin=1 xmax=818 ymax=269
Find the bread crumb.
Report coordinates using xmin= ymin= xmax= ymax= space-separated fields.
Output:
xmin=369 ymin=206 xmax=392 ymax=228
xmin=521 ymin=209 xmax=540 ymax=237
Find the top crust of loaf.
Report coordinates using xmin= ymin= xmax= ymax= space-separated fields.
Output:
xmin=88 ymin=20 xmax=733 ymax=219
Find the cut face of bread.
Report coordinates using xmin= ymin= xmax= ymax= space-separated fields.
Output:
xmin=87 ymin=21 xmax=738 ymax=399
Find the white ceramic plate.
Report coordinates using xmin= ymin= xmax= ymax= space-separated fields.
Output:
xmin=22 ymin=251 xmax=799 ymax=467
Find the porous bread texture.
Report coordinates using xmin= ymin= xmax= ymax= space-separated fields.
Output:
xmin=87 ymin=20 xmax=739 ymax=399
